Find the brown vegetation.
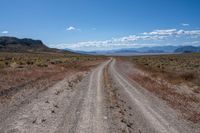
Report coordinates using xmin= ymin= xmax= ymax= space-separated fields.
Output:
xmin=0 ymin=52 xmax=106 ymax=101
xmin=116 ymin=53 xmax=200 ymax=124
xmin=128 ymin=53 xmax=200 ymax=86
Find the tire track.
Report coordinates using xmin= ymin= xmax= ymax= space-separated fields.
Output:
xmin=109 ymin=58 xmax=196 ymax=133
xmin=75 ymin=60 xmax=110 ymax=133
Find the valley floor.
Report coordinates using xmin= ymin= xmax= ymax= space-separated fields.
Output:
xmin=0 ymin=58 xmax=199 ymax=133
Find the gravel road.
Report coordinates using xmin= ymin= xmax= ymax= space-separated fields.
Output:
xmin=0 ymin=58 xmax=199 ymax=133
xmin=109 ymin=59 xmax=199 ymax=133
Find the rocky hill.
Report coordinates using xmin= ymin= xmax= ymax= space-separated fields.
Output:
xmin=0 ymin=36 xmax=52 ymax=52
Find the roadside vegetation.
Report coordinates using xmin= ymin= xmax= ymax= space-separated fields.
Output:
xmin=0 ymin=52 xmax=105 ymax=69
xmin=117 ymin=53 xmax=200 ymax=124
xmin=0 ymin=52 xmax=106 ymax=100
xmin=130 ymin=53 xmax=200 ymax=87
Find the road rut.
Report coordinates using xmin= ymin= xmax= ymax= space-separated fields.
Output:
xmin=0 ymin=58 xmax=199 ymax=133
xmin=109 ymin=59 xmax=199 ymax=133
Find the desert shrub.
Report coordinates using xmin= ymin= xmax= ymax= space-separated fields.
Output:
xmin=50 ymin=59 xmax=63 ymax=64
xmin=0 ymin=61 xmax=5 ymax=68
xmin=4 ymin=57 xmax=12 ymax=61
xmin=17 ymin=65 xmax=24 ymax=68
xmin=19 ymin=61 xmax=26 ymax=65
xmin=5 ymin=62 xmax=9 ymax=65
xmin=26 ymin=61 xmax=34 ymax=65
xmin=127 ymin=53 xmax=200 ymax=86
xmin=180 ymin=72 xmax=195 ymax=81
xmin=10 ymin=61 xmax=19 ymax=68
xmin=37 ymin=63 xmax=48 ymax=67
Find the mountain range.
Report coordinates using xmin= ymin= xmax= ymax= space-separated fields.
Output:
xmin=72 ymin=45 xmax=200 ymax=55
xmin=1 ymin=36 xmax=200 ymax=54
xmin=174 ymin=46 xmax=200 ymax=53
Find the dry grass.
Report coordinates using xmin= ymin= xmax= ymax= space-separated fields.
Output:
xmin=0 ymin=52 xmax=106 ymax=98
xmin=0 ymin=52 xmax=106 ymax=70
xmin=129 ymin=73 xmax=200 ymax=123
xmin=116 ymin=53 xmax=200 ymax=124
xmin=127 ymin=53 xmax=200 ymax=86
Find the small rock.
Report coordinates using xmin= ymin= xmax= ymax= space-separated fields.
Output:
xmin=32 ymin=118 xmax=37 ymax=124
xmin=41 ymin=119 xmax=46 ymax=123
xmin=54 ymin=104 xmax=59 ymax=108
xmin=103 ymin=116 xmax=108 ymax=120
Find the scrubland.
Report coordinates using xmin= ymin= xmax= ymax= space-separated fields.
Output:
xmin=117 ymin=53 xmax=200 ymax=124
xmin=130 ymin=53 xmax=200 ymax=86
xmin=0 ymin=52 xmax=106 ymax=100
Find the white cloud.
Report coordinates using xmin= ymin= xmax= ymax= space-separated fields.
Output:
xmin=1 ymin=31 xmax=8 ymax=34
xmin=113 ymin=35 xmax=166 ymax=43
xmin=59 ymin=41 xmax=160 ymax=51
xmin=56 ymin=34 xmax=166 ymax=51
xmin=184 ymin=30 xmax=200 ymax=35
xmin=67 ymin=26 xmax=76 ymax=31
xmin=55 ymin=28 xmax=200 ymax=51
xmin=191 ymin=41 xmax=199 ymax=44
xmin=143 ymin=29 xmax=177 ymax=36
xmin=181 ymin=23 xmax=190 ymax=26
xmin=143 ymin=29 xmax=200 ymax=36
xmin=184 ymin=41 xmax=200 ymax=45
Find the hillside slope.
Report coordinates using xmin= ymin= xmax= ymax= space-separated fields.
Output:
xmin=0 ymin=36 xmax=71 ymax=54
xmin=174 ymin=46 xmax=200 ymax=53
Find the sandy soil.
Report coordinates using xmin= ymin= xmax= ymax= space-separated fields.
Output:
xmin=110 ymin=59 xmax=200 ymax=133
xmin=116 ymin=58 xmax=200 ymax=124
xmin=0 ymin=58 xmax=199 ymax=133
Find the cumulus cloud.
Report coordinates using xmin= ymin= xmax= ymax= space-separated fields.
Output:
xmin=143 ymin=29 xmax=177 ymax=36
xmin=184 ymin=30 xmax=200 ymax=35
xmin=67 ymin=26 xmax=76 ymax=31
xmin=1 ymin=31 xmax=8 ymax=34
xmin=64 ymin=41 xmax=160 ymax=51
xmin=143 ymin=29 xmax=200 ymax=36
xmin=181 ymin=23 xmax=190 ymax=26
xmin=56 ymin=28 xmax=200 ymax=51
xmin=184 ymin=41 xmax=200 ymax=45
xmin=113 ymin=35 xmax=166 ymax=43
xmin=190 ymin=41 xmax=199 ymax=44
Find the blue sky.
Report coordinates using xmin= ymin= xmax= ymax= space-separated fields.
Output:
xmin=0 ymin=0 xmax=200 ymax=51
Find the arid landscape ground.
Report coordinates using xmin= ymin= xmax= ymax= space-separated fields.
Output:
xmin=0 ymin=51 xmax=199 ymax=133
xmin=1 ymin=0 xmax=200 ymax=132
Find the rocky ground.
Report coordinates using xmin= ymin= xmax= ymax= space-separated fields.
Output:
xmin=0 ymin=58 xmax=199 ymax=133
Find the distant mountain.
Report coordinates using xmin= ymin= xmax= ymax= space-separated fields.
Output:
xmin=0 ymin=36 xmax=74 ymax=54
xmin=70 ymin=45 xmax=180 ymax=55
xmin=0 ymin=36 xmax=50 ymax=52
xmin=134 ymin=46 xmax=179 ymax=53
xmin=64 ymin=49 xmax=95 ymax=55
xmin=72 ymin=45 xmax=200 ymax=55
xmin=174 ymin=46 xmax=200 ymax=53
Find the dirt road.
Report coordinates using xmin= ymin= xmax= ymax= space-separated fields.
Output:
xmin=109 ymin=59 xmax=200 ymax=133
xmin=0 ymin=59 xmax=199 ymax=133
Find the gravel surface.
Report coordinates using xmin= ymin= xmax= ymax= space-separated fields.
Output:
xmin=0 ymin=58 xmax=199 ymax=133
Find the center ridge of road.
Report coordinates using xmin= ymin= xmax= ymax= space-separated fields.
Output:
xmin=0 ymin=58 xmax=198 ymax=133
